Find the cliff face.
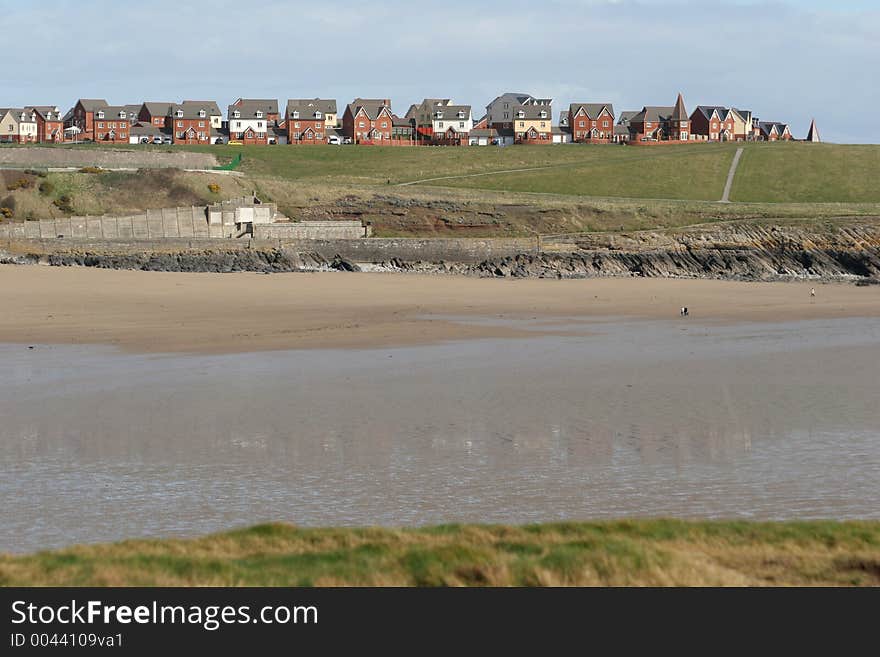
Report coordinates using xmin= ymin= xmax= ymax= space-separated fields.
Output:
xmin=3 ymin=222 xmax=880 ymax=282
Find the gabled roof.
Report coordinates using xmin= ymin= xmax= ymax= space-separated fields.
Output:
xmin=75 ymin=99 xmax=109 ymax=112
xmin=806 ymin=118 xmax=820 ymax=142
xmin=470 ymin=128 xmax=498 ymax=138
xmin=229 ymin=99 xmax=279 ymax=118
xmin=569 ymin=103 xmax=615 ymax=120
xmin=391 ymin=114 xmax=413 ymax=128
xmin=346 ymin=98 xmax=393 ymax=120
xmin=488 ymin=92 xmax=536 ymax=108
xmin=228 ymin=99 xmax=277 ymax=119
xmin=513 ymin=104 xmax=553 ymax=120
xmin=141 ymin=102 xmax=173 ymax=118
xmin=170 ymin=101 xmax=219 ymax=120
xmin=286 ymin=99 xmax=337 ymax=119
xmin=2 ymin=108 xmax=37 ymax=124
xmin=25 ymin=106 xmax=62 ymax=120
xmin=759 ymin=121 xmax=790 ymax=136
xmin=183 ymin=100 xmax=222 ymax=116
xmin=617 ymin=111 xmax=638 ymax=125
xmin=631 ymin=106 xmax=675 ymax=123
xmin=94 ymin=105 xmax=133 ymax=120
xmin=431 ymin=104 xmax=471 ymax=119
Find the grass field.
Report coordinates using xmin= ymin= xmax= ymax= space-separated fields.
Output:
xmin=2 ymin=142 xmax=879 ymax=236
xmin=2 ymin=521 xmax=878 ymax=586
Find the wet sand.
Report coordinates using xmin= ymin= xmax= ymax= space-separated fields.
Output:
xmin=1 ymin=265 xmax=878 ymax=353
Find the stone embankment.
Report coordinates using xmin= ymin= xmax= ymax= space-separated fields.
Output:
xmin=3 ymin=222 xmax=880 ymax=282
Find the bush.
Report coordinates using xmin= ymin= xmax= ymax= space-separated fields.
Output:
xmin=79 ymin=166 xmax=105 ymax=174
xmin=0 ymin=207 xmax=13 ymax=219
xmin=6 ymin=177 xmax=33 ymax=191
xmin=38 ymin=180 xmax=55 ymax=195
xmin=53 ymin=194 xmax=74 ymax=214
xmin=1 ymin=195 xmax=16 ymax=211
xmin=23 ymin=168 xmax=47 ymax=178
xmin=207 ymin=183 xmax=221 ymax=194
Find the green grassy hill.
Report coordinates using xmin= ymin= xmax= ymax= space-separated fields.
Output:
xmin=2 ymin=521 xmax=878 ymax=586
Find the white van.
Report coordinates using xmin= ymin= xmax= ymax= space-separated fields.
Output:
xmin=327 ymin=135 xmax=342 ymax=145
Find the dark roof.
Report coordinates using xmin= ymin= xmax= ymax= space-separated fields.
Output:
xmin=183 ymin=100 xmax=222 ymax=116
xmin=228 ymin=99 xmax=277 ymax=119
xmin=76 ymin=99 xmax=109 ymax=112
xmin=141 ymin=102 xmax=173 ymax=117
xmin=25 ymin=106 xmax=62 ymax=120
xmin=286 ymin=99 xmax=337 ymax=119
xmin=470 ymin=128 xmax=498 ymax=138
xmin=512 ymin=105 xmax=553 ymax=120
xmin=630 ymin=106 xmax=675 ymax=123
xmin=391 ymin=114 xmax=413 ymax=127
xmin=170 ymin=101 xmax=220 ymax=120
xmin=569 ymin=103 xmax=615 ymax=120
xmin=94 ymin=105 xmax=133 ymax=120
xmin=229 ymin=99 xmax=278 ymax=118
xmin=346 ymin=98 xmax=393 ymax=120
xmin=617 ymin=111 xmax=638 ymax=125
xmin=670 ymin=93 xmax=688 ymax=121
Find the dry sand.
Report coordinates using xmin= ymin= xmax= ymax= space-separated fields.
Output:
xmin=1 ymin=265 xmax=878 ymax=353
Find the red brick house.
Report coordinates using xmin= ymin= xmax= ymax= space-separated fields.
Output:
xmin=286 ymin=99 xmax=333 ymax=145
xmin=229 ymin=98 xmax=279 ymax=123
xmin=627 ymin=93 xmax=691 ymax=142
xmin=568 ymin=103 xmax=615 ymax=143
xmin=758 ymin=121 xmax=793 ymax=141
xmin=26 ymin=106 xmax=64 ymax=143
xmin=92 ymin=105 xmax=132 ymax=143
xmin=342 ymin=98 xmax=394 ymax=144
xmin=67 ymin=99 xmax=108 ymax=141
xmin=169 ymin=101 xmax=215 ymax=144
xmin=138 ymin=102 xmax=173 ymax=128
xmin=689 ymin=106 xmax=740 ymax=141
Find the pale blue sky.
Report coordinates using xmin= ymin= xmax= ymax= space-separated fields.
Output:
xmin=2 ymin=0 xmax=878 ymax=142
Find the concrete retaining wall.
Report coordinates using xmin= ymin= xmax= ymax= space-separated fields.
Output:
xmin=2 ymin=236 xmax=539 ymax=264
xmin=255 ymin=222 xmax=367 ymax=240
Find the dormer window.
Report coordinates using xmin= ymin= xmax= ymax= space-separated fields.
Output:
xmin=291 ymin=111 xmax=299 ymax=119
xmin=517 ymin=110 xmax=524 ymax=119
xmin=120 ymin=111 xmax=126 ymax=119
xmin=233 ymin=110 xmax=240 ymax=119
xmin=540 ymin=110 xmax=547 ymax=119
xmin=199 ymin=110 xmax=206 ymax=118
xmin=457 ymin=111 xmax=465 ymax=119
xmin=176 ymin=109 xmax=183 ymax=118
xmin=315 ymin=111 xmax=322 ymax=119
xmin=97 ymin=111 xmax=105 ymax=119
xmin=435 ymin=111 xmax=443 ymax=119
xmin=256 ymin=111 xmax=263 ymax=118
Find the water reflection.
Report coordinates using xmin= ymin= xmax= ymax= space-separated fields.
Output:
xmin=1 ymin=317 xmax=879 ymax=552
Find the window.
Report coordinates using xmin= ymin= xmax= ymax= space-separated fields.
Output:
xmin=646 ymin=122 xmax=652 ymax=128
xmin=294 ymin=122 xmax=300 ymax=128
xmin=177 ymin=132 xmax=183 ymax=138
xmin=256 ymin=111 xmax=263 ymax=118
xmin=236 ymin=121 xmax=242 ymax=128
xmin=176 ymin=110 xmax=183 ymax=118
xmin=98 ymin=122 xmax=104 ymax=128
xmin=292 ymin=111 xmax=299 ymax=119
xmin=257 ymin=122 xmax=263 ymax=128
xmin=681 ymin=132 xmax=688 ymax=140
xmin=233 ymin=111 xmax=240 ymax=119
xmin=578 ymin=121 xmax=585 ymax=128
xmin=459 ymin=122 xmax=464 ymax=129
xmin=603 ymin=121 xmax=609 ymax=127
xmin=438 ymin=122 xmax=443 ymax=128
xmin=97 ymin=111 xmax=104 ymax=119
xmin=315 ymin=111 xmax=322 ymax=119
xmin=541 ymin=122 xmax=546 ymax=128
xmin=519 ymin=122 xmax=524 ymax=128
xmin=177 ymin=121 xmax=183 ymax=128
xmin=358 ymin=121 xmax=365 ymax=128
xmin=199 ymin=110 xmax=206 ymax=118
xmin=120 ymin=133 xmax=126 ymax=139
xmin=198 ymin=121 xmax=204 ymax=127
xmin=381 ymin=122 xmax=387 ymax=128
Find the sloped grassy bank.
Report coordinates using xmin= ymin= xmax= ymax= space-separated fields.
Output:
xmin=2 ymin=521 xmax=878 ymax=586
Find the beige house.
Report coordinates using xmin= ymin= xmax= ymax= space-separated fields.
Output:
xmin=0 ymin=108 xmax=38 ymax=143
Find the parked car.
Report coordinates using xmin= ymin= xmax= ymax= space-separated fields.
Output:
xmin=327 ymin=135 xmax=342 ymax=145
xmin=162 ymin=137 xmax=172 ymax=144
xmin=343 ymin=137 xmax=352 ymax=144
xmin=140 ymin=137 xmax=150 ymax=144
xmin=152 ymin=136 xmax=163 ymax=145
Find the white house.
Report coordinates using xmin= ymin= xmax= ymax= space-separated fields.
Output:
xmin=408 ymin=99 xmax=473 ymax=143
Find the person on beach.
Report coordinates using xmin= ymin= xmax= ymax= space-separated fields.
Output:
xmin=811 ymin=288 xmax=816 ymax=298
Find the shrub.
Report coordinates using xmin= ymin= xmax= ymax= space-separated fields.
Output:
xmin=6 ymin=177 xmax=33 ymax=191
xmin=53 ymin=194 xmax=74 ymax=214
xmin=0 ymin=207 xmax=12 ymax=219
xmin=1 ymin=195 xmax=16 ymax=211
xmin=23 ymin=169 xmax=47 ymax=178
xmin=207 ymin=183 xmax=221 ymax=194
xmin=38 ymin=180 xmax=55 ymax=195
xmin=79 ymin=166 xmax=105 ymax=174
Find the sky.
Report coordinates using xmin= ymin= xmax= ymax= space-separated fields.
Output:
xmin=2 ymin=0 xmax=878 ymax=143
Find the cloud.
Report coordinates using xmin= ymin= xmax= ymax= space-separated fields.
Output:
xmin=1 ymin=0 xmax=878 ymax=142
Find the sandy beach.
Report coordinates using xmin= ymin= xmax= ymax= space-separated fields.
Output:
xmin=1 ymin=265 xmax=878 ymax=353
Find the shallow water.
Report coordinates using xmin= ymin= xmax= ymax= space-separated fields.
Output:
xmin=1 ymin=316 xmax=879 ymax=553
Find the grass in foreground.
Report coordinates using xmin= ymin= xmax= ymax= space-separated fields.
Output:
xmin=2 ymin=521 xmax=878 ymax=586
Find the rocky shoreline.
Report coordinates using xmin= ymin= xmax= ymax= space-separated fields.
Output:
xmin=3 ymin=222 xmax=880 ymax=283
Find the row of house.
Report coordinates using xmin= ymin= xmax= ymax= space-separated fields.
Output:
xmin=1 ymin=92 xmax=805 ymax=146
